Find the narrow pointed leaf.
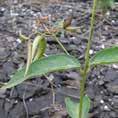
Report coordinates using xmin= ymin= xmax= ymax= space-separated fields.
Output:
xmin=90 ymin=46 xmax=118 ymax=66
xmin=1 ymin=54 xmax=80 ymax=89
xmin=65 ymin=96 xmax=90 ymax=118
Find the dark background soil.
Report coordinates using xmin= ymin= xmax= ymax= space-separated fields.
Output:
xmin=0 ymin=0 xmax=118 ymax=118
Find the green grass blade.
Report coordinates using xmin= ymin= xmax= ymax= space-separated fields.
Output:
xmin=1 ymin=54 xmax=80 ymax=89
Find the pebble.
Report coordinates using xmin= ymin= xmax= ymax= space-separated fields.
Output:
xmin=29 ymin=98 xmax=33 ymax=102
xmin=14 ymin=100 xmax=18 ymax=104
xmin=98 ymin=80 xmax=104 ymax=85
xmin=112 ymin=20 xmax=115 ymax=24
xmin=100 ymin=91 xmax=104 ymax=94
xmin=100 ymin=99 xmax=104 ymax=104
xmin=104 ymin=105 xmax=110 ymax=111
xmin=16 ymin=38 xmax=22 ymax=44
xmin=112 ymin=64 xmax=118 ymax=69
xmin=101 ymin=44 xmax=105 ymax=49
xmin=106 ymin=11 xmax=110 ymax=16
xmin=89 ymin=49 xmax=94 ymax=55
xmin=1 ymin=7 xmax=5 ymax=12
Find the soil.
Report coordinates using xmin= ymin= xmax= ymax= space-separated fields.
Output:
xmin=0 ymin=0 xmax=118 ymax=118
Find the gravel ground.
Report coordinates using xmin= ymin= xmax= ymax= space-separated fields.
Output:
xmin=0 ymin=1 xmax=118 ymax=118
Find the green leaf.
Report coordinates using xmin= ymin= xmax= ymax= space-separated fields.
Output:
xmin=1 ymin=54 xmax=80 ymax=89
xmin=32 ymin=35 xmax=46 ymax=61
xmin=65 ymin=96 xmax=90 ymax=118
xmin=82 ymin=96 xmax=91 ymax=118
xmin=90 ymin=46 xmax=118 ymax=66
xmin=65 ymin=98 xmax=79 ymax=118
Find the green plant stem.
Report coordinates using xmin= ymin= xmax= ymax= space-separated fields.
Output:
xmin=85 ymin=0 xmax=97 ymax=70
xmin=79 ymin=0 xmax=97 ymax=118
xmin=79 ymin=72 xmax=87 ymax=118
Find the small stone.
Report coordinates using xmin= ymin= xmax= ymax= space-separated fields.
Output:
xmin=14 ymin=100 xmax=18 ymax=104
xmin=69 ymin=9 xmax=72 ymax=12
xmin=111 ymin=102 xmax=114 ymax=105
xmin=100 ymin=99 xmax=104 ymax=104
xmin=71 ymin=37 xmax=76 ymax=40
xmin=106 ymin=11 xmax=110 ymax=16
xmin=16 ymin=38 xmax=22 ymax=44
xmin=29 ymin=98 xmax=33 ymax=102
xmin=98 ymin=75 xmax=101 ymax=79
xmin=1 ymin=7 xmax=5 ymax=11
xmin=100 ymin=91 xmax=104 ymax=94
xmin=112 ymin=20 xmax=115 ymax=24
xmin=104 ymin=105 xmax=110 ymax=111
xmin=101 ymin=44 xmax=105 ymax=49
xmin=48 ymin=74 xmax=54 ymax=81
xmin=108 ymin=99 xmax=112 ymax=102
xmin=98 ymin=80 xmax=104 ymax=85
xmin=89 ymin=49 xmax=94 ymax=55
xmin=112 ymin=64 xmax=118 ymax=69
